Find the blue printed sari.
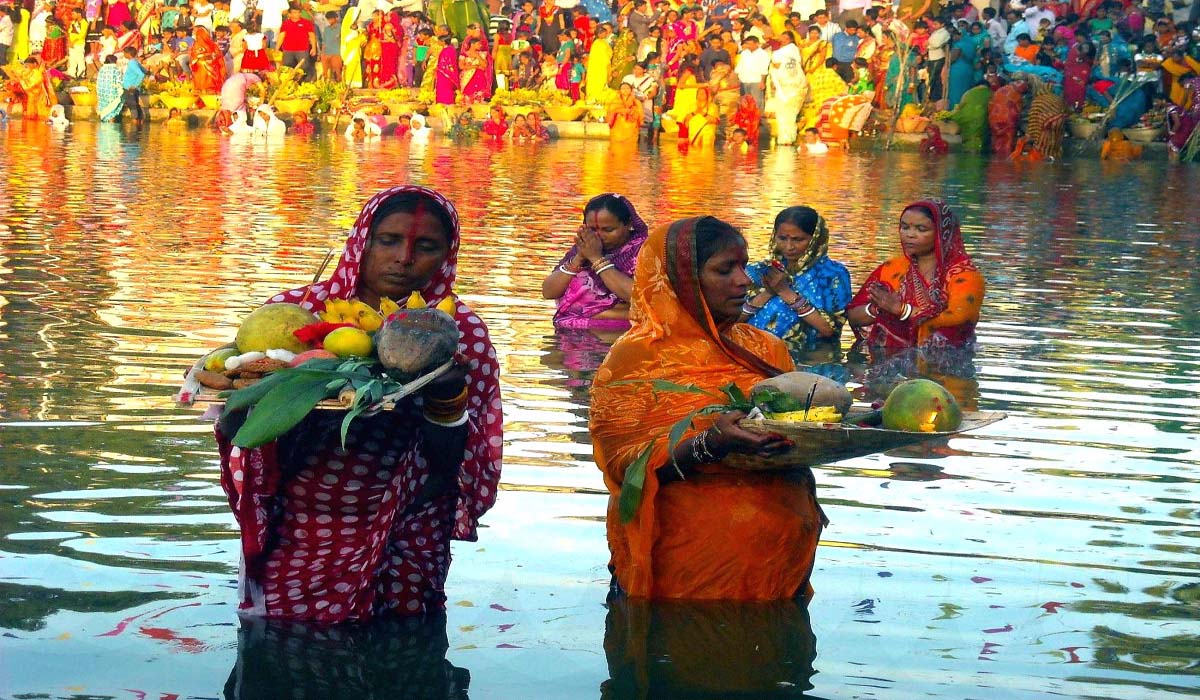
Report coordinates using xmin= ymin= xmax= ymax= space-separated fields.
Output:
xmin=745 ymin=215 xmax=852 ymax=351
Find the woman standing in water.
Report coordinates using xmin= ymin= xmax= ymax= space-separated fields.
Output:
xmin=590 ymin=216 xmax=825 ymax=601
xmin=743 ymin=206 xmax=852 ymax=352
xmin=846 ymin=199 xmax=984 ymax=351
xmin=542 ymin=193 xmax=649 ymax=330
xmin=216 ymin=186 xmax=502 ymax=623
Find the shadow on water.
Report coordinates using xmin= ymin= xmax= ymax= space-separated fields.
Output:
xmin=601 ymin=598 xmax=825 ymax=700
xmin=224 ymin=613 xmax=471 ymax=700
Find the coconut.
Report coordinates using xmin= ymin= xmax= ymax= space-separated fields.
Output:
xmin=750 ymin=372 xmax=853 ymax=415
xmin=375 ymin=308 xmax=459 ymax=376
xmin=881 ymin=379 xmax=962 ymax=432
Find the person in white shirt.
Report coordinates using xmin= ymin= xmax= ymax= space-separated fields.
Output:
xmin=802 ymin=127 xmax=829 ymax=153
xmin=812 ymin=9 xmax=840 ymax=41
xmin=0 ymin=10 xmax=14 ymax=68
xmin=257 ymin=0 xmax=289 ymax=47
xmin=925 ymin=16 xmax=950 ymax=104
xmin=735 ymin=34 xmax=771 ymax=111
xmin=193 ymin=0 xmax=215 ymax=30
xmin=983 ymin=7 xmax=1007 ymax=47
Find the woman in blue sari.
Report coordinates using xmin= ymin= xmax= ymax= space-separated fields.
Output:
xmin=947 ymin=29 xmax=980 ymax=109
xmin=95 ymin=55 xmax=124 ymax=122
xmin=743 ymin=207 xmax=852 ymax=352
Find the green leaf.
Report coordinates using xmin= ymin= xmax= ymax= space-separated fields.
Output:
xmin=609 ymin=378 xmax=722 ymax=399
xmin=339 ymin=379 xmax=379 ymax=448
xmin=618 ymin=446 xmax=653 ymax=524
xmin=721 ymin=382 xmax=749 ymax=409
xmin=666 ymin=407 xmax=704 ymax=457
xmin=232 ymin=374 xmax=337 ymax=448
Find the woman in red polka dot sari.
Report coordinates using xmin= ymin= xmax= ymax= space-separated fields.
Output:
xmin=216 ymin=185 xmax=503 ymax=623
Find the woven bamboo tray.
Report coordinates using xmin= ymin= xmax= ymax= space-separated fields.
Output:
xmin=175 ymin=346 xmax=452 ymax=413
xmin=725 ymin=408 xmax=1006 ymax=471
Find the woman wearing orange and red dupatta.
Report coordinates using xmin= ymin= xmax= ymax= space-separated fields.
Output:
xmin=846 ymin=200 xmax=985 ymax=351
xmin=190 ymin=26 xmax=227 ymax=95
xmin=590 ymin=217 xmax=825 ymax=602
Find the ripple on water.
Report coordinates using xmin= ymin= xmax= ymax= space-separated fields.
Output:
xmin=0 ymin=124 xmax=1198 ymax=699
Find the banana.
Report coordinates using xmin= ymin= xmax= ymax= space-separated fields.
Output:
xmin=766 ymin=406 xmax=843 ymax=423
xmin=348 ymin=299 xmax=383 ymax=332
xmin=406 ymin=291 xmax=426 ymax=309
xmin=319 ymin=298 xmax=354 ymax=324
xmin=436 ymin=295 xmax=457 ymax=315
xmin=379 ymin=296 xmax=400 ymax=317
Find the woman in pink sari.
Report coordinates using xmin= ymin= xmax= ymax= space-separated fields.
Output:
xmin=663 ymin=10 xmax=694 ymax=74
xmin=459 ymin=37 xmax=493 ymax=103
xmin=542 ymin=193 xmax=649 ymax=331
xmin=434 ymin=43 xmax=459 ymax=105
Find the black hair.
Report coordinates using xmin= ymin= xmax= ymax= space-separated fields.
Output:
xmin=844 ymin=19 xmax=859 ymax=29
xmin=774 ymin=206 xmax=820 ymax=235
xmin=104 ymin=54 xmax=119 ymax=63
xmin=903 ymin=203 xmax=935 ymax=222
xmin=371 ymin=191 xmax=456 ymax=243
xmin=695 ymin=217 xmax=745 ymax=268
xmin=825 ymin=56 xmax=838 ymax=68
xmin=583 ymin=194 xmax=633 ymax=226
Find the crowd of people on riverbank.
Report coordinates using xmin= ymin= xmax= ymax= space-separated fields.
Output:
xmin=2 ymin=0 xmax=1200 ymax=158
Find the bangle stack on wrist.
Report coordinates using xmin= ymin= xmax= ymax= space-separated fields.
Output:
xmin=423 ymin=386 xmax=469 ymax=427
xmin=864 ymin=302 xmax=878 ymax=319
xmin=788 ymin=295 xmax=815 ymax=317
xmin=898 ymin=303 xmax=913 ymax=321
xmin=592 ymin=256 xmax=615 ymax=275
xmin=691 ymin=428 xmax=719 ymax=464
xmin=558 ymin=264 xmax=579 ymax=276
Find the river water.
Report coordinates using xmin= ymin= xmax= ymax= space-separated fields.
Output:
xmin=1 ymin=122 xmax=1198 ymax=699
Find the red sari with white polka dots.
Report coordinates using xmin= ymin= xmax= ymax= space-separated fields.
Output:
xmin=216 ymin=186 xmax=503 ymax=623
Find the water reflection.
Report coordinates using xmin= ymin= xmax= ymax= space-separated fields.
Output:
xmin=225 ymin=613 xmax=470 ymax=700
xmin=1 ymin=123 xmax=1199 ymax=699
xmin=602 ymin=598 xmax=820 ymax=699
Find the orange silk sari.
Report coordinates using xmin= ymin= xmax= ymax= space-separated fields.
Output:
xmin=590 ymin=218 xmax=825 ymax=602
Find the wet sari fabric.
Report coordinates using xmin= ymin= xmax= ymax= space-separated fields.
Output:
xmin=216 ymin=186 xmax=502 ymax=623
xmin=590 ymin=219 xmax=824 ymax=601
xmin=848 ymin=199 xmax=985 ymax=350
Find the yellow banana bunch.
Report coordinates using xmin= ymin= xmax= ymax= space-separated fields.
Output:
xmin=348 ymin=299 xmax=383 ymax=332
xmin=766 ymin=406 xmax=843 ymax=423
xmin=319 ymin=298 xmax=355 ymax=324
xmin=406 ymin=292 xmax=425 ymax=309
xmin=436 ymin=296 xmax=457 ymax=315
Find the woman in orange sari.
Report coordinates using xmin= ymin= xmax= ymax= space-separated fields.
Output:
xmin=190 ymin=26 xmax=226 ymax=96
xmin=590 ymin=217 xmax=825 ymax=602
xmin=607 ymin=81 xmax=643 ymax=142
xmin=5 ymin=57 xmax=57 ymax=121
xmin=846 ymin=199 xmax=984 ymax=351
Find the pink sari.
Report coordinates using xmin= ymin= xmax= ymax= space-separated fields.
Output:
xmin=434 ymin=46 xmax=459 ymax=105
xmin=553 ymin=194 xmax=649 ymax=330
xmin=460 ymin=40 xmax=493 ymax=102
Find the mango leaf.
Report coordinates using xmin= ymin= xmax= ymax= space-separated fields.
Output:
xmin=720 ymin=382 xmax=750 ymax=410
xmin=609 ymin=378 xmax=723 ymax=400
xmin=232 ymin=374 xmax=337 ymax=448
xmin=339 ymin=379 xmax=379 ymax=448
xmin=618 ymin=446 xmax=653 ymax=524
xmin=221 ymin=360 xmax=344 ymax=415
xmin=666 ymin=406 xmax=706 ymax=457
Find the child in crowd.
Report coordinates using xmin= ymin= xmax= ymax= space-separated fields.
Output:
xmin=1013 ymin=33 xmax=1038 ymax=63
xmin=568 ymin=52 xmax=585 ymax=101
xmin=727 ymin=126 xmax=749 ymax=152
xmin=511 ymin=112 xmax=533 ymax=140
xmin=393 ymin=113 xmax=411 ymax=138
xmin=483 ymin=105 xmax=509 ymax=139
xmin=850 ymin=57 xmax=874 ymax=94
xmin=802 ymin=127 xmax=828 ymax=153
xmin=292 ymin=110 xmax=316 ymax=135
